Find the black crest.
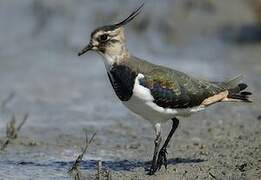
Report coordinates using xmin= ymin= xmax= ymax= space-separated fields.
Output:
xmin=113 ymin=3 xmax=144 ymax=27
xmin=92 ymin=3 xmax=144 ymax=35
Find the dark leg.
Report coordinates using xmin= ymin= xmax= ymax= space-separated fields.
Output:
xmin=148 ymin=123 xmax=162 ymax=175
xmin=156 ymin=117 xmax=179 ymax=170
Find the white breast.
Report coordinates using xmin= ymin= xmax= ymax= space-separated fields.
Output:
xmin=122 ymin=73 xmax=205 ymax=124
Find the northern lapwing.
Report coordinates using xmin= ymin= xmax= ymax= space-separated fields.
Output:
xmin=78 ymin=4 xmax=252 ymax=175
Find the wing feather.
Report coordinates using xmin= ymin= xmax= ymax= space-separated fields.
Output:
xmin=140 ymin=68 xmax=224 ymax=108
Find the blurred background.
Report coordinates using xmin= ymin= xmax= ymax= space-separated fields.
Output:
xmin=0 ymin=0 xmax=260 ymax=179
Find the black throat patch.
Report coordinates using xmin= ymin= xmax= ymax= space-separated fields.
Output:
xmin=107 ymin=64 xmax=137 ymax=101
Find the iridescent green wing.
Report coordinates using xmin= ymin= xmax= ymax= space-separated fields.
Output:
xmin=139 ymin=67 xmax=224 ymax=108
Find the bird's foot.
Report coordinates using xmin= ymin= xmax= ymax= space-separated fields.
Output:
xmin=156 ymin=148 xmax=168 ymax=170
xmin=148 ymin=162 xmax=157 ymax=175
xmin=147 ymin=148 xmax=168 ymax=175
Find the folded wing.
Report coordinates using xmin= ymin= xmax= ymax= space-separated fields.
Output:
xmin=139 ymin=68 xmax=225 ymax=109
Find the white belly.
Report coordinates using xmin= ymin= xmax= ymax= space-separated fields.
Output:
xmin=122 ymin=74 xmax=205 ymax=124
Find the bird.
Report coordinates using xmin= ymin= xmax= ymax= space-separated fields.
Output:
xmin=78 ymin=4 xmax=252 ymax=175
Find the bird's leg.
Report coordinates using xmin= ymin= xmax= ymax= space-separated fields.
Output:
xmin=148 ymin=123 xmax=162 ymax=175
xmin=156 ymin=117 xmax=179 ymax=170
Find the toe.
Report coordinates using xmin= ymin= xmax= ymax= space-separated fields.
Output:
xmin=148 ymin=167 xmax=156 ymax=175
xmin=157 ymin=148 xmax=168 ymax=170
xmin=148 ymin=161 xmax=157 ymax=175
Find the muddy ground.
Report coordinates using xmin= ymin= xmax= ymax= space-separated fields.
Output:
xmin=0 ymin=0 xmax=261 ymax=179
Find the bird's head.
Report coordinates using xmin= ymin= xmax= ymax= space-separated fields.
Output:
xmin=78 ymin=4 xmax=143 ymax=57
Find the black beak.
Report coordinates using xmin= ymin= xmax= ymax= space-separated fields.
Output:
xmin=78 ymin=44 xmax=93 ymax=56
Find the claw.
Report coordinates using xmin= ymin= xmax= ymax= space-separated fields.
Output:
xmin=148 ymin=165 xmax=157 ymax=175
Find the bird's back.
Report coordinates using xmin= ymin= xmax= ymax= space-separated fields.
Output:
xmin=108 ymin=55 xmax=251 ymax=112
xmin=121 ymin=56 xmax=225 ymax=108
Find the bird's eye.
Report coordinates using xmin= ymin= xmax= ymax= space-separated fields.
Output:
xmin=100 ymin=34 xmax=108 ymax=42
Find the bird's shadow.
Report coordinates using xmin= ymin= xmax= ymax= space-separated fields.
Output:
xmin=10 ymin=157 xmax=205 ymax=172
xmin=83 ymin=157 xmax=205 ymax=172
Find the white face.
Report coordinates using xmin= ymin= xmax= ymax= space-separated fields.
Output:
xmin=91 ymin=27 xmax=126 ymax=57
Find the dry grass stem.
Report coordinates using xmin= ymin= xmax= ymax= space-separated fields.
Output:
xmin=0 ymin=92 xmax=15 ymax=109
xmin=95 ymin=160 xmax=112 ymax=180
xmin=68 ymin=132 xmax=96 ymax=180
xmin=0 ymin=113 xmax=29 ymax=151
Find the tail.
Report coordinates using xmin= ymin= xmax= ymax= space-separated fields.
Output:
xmin=227 ymin=83 xmax=252 ymax=102
xmin=214 ymin=75 xmax=252 ymax=102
